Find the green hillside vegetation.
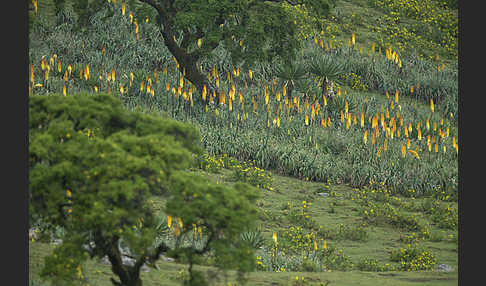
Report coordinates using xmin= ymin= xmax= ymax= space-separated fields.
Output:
xmin=28 ymin=0 xmax=458 ymax=285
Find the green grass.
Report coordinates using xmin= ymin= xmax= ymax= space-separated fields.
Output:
xmin=30 ymin=165 xmax=457 ymax=285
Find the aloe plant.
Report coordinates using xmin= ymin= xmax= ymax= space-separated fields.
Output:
xmin=308 ymin=54 xmax=347 ymax=99
xmin=274 ymin=60 xmax=308 ymax=100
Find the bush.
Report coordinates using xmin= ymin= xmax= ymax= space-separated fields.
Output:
xmin=390 ymin=244 xmax=437 ymax=271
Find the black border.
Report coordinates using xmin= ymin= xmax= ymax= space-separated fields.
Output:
xmin=5 ymin=0 xmax=29 ymax=285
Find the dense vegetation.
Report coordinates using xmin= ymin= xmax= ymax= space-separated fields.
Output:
xmin=28 ymin=0 xmax=458 ymax=285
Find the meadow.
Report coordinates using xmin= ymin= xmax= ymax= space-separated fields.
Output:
xmin=29 ymin=0 xmax=458 ymax=285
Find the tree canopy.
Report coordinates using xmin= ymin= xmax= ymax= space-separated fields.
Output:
xmin=137 ymin=0 xmax=331 ymax=99
xmin=29 ymin=93 xmax=259 ymax=286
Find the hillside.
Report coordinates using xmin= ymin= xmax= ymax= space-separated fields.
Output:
xmin=28 ymin=0 xmax=458 ymax=285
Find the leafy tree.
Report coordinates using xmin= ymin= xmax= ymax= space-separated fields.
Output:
xmin=165 ymin=172 xmax=260 ymax=285
xmin=29 ymin=93 xmax=259 ymax=286
xmin=136 ymin=0 xmax=331 ymax=101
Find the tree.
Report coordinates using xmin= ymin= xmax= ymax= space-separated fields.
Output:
xmin=165 ymin=172 xmax=260 ymax=286
xmin=29 ymin=93 xmax=259 ymax=286
xmin=137 ymin=0 xmax=331 ymax=102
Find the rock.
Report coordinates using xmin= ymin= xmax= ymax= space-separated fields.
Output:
xmin=100 ymin=255 xmax=152 ymax=272
xmin=29 ymin=228 xmax=39 ymax=241
xmin=435 ymin=264 xmax=453 ymax=272
xmin=51 ymin=238 xmax=63 ymax=245
xmin=162 ymin=255 xmax=175 ymax=262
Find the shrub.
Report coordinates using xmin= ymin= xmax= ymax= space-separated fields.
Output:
xmin=390 ymin=244 xmax=437 ymax=271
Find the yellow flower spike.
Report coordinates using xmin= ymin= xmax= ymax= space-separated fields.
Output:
xmin=305 ymin=114 xmax=309 ymax=126
xmin=197 ymin=38 xmax=202 ymax=48
xmin=121 ymin=1 xmax=126 ymax=15
xmin=202 ymin=84 xmax=207 ymax=101
xmin=401 ymin=144 xmax=406 ymax=158
xmin=179 ymin=76 xmax=184 ymax=88
xmin=264 ymin=85 xmax=269 ymax=104
xmin=363 ymin=130 xmax=368 ymax=144
xmin=407 ymin=149 xmax=420 ymax=159
xmin=167 ymin=216 xmax=172 ymax=228
xmin=430 ymin=98 xmax=434 ymax=113
xmin=273 ymin=232 xmax=278 ymax=244
xmin=377 ymin=146 xmax=382 ymax=157
xmin=321 ymin=117 xmax=326 ymax=128
xmin=352 ymin=32 xmax=355 ymax=45
xmin=63 ymin=85 xmax=67 ymax=96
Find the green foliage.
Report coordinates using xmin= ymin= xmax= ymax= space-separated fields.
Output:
xmin=165 ymin=172 xmax=260 ymax=284
xmin=390 ymin=245 xmax=437 ymax=271
xmin=331 ymin=223 xmax=369 ymax=242
xmin=137 ymin=0 xmax=330 ymax=70
xmin=29 ymin=93 xmax=259 ymax=286
xmin=29 ymin=93 xmax=201 ymax=285
xmin=356 ymin=258 xmax=395 ymax=272
xmin=196 ymin=153 xmax=225 ymax=174
xmin=241 ymin=230 xmax=266 ymax=250
xmin=307 ymin=53 xmax=347 ymax=94
xmin=282 ymin=201 xmax=317 ymax=229
xmin=231 ymin=161 xmax=274 ymax=191
xmin=278 ymin=226 xmax=319 ymax=255
xmin=339 ymin=72 xmax=368 ymax=92
xmin=371 ymin=0 xmax=457 ymax=59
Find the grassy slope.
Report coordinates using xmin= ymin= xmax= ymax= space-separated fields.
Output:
xmin=29 ymin=0 xmax=458 ymax=285
xmin=30 ymin=168 xmax=458 ymax=286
